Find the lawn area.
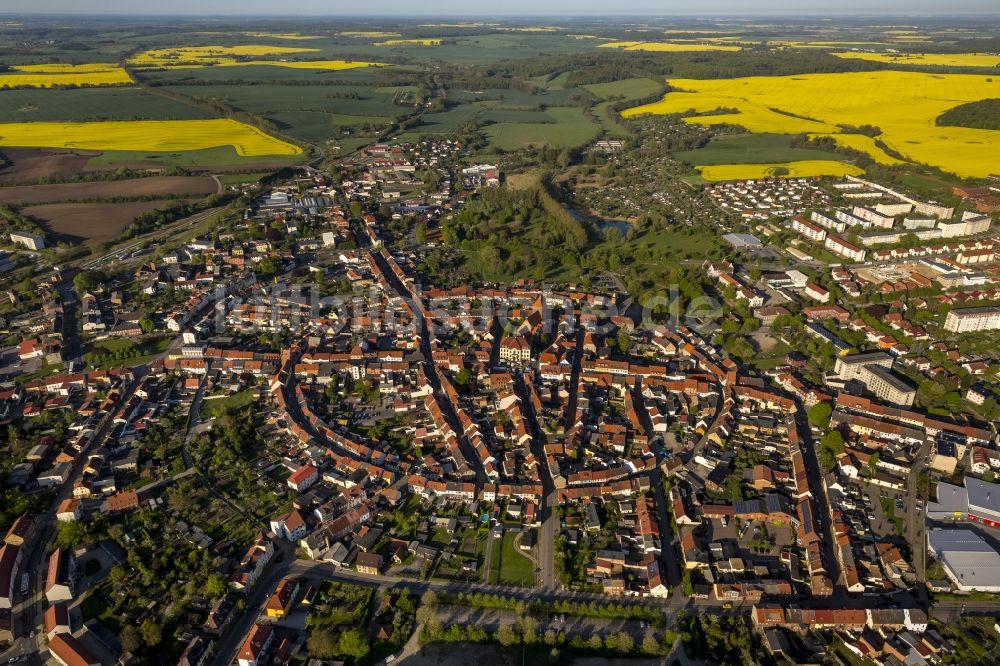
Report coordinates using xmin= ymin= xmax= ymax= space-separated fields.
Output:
xmin=79 ymin=584 xmax=121 ymax=633
xmin=85 ymin=336 xmax=172 ymax=370
xmin=674 ymin=133 xmax=847 ymax=166
xmin=201 ymin=388 xmax=258 ymax=419
xmin=489 ymin=532 xmax=534 ymax=586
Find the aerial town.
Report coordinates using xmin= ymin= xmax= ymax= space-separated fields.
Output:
xmin=0 ymin=11 xmax=1000 ymax=666
xmin=2 ymin=129 xmax=999 ymax=665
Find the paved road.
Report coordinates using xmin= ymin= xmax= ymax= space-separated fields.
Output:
xmin=906 ymin=439 xmax=932 ymax=602
xmin=795 ymin=410 xmax=845 ymax=598
xmin=513 ymin=373 xmax=558 ymax=591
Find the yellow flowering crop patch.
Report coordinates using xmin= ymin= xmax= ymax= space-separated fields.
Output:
xmin=338 ymin=31 xmax=401 ymax=38
xmin=598 ymin=41 xmax=741 ymax=52
xmin=833 ymin=52 xmax=1000 ymax=68
xmin=0 ymin=63 xmax=132 ymax=88
xmin=698 ymin=161 xmax=865 ymax=181
xmin=623 ymin=70 xmax=1000 ymax=178
xmin=129 ymin=46 xmax=380 ymax=71
xmin=375 ymin=38 xmax=441 ymax=46
xmin=242 ymin=32 xmax=322 ymax=40
xmin=0 ymin=119 xmax=302 ymax=157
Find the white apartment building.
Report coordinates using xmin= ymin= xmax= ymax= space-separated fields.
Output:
xmin=944 ymin=307 xmax=1000 ymax=333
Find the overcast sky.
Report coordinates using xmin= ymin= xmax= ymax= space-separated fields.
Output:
xmin=4 ymin=0 xmax=999 ymax=15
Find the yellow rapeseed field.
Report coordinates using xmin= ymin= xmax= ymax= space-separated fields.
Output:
xmin=808 ymin=133 xmax=905 ymax=165
xmin=598 ymin=41 xmax=741 ymax=52
xmin=833 ymin=52 xmax=1000 ymax=68
xmin=129 ymin=46 xmax=380 ymax=71
xmin=337 ymin=31 xmax=401 ymax=38
xmin=375 ymin=38 xmax=442 ymax=46
xmin=0 ymin=63 xmax=132 ymax=88
xmin=243 ymin=60 xmax=381 ymax=70
xmin=698 ymin=161 xmax=864 ymax=181
xmin=242 ymin=32 xmax=322 ymax=40
xmin=0 ymin=119 xmax=301 ymax=157
xmin=623 ymin=70 xmax=1000 ymax=178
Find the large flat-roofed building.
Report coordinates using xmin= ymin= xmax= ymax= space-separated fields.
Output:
xmin=834 ymin=352 xmax=893 ymax=382
xmin=8 ymin=231 xmax=45 ymax=251
xmin=938 ymin=212 xmax=991 ymax=238
xmin=927 ymin=477 xmax=1000 ymax=527
xmin=945 ymin=307 xmax=1000 ymax=333
xmin=927 ymin=528 xmax=1000 ymax=592
xmin=859 ymin=364 xmax=916 ymax=407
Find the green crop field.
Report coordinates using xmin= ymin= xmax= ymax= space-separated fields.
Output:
xmin=485 ymin=106 xmax=598 ymax=150
xmin=673 ymin=133 xmax=848 ymax=166
xmin=158 ymin=83 xmax=411 ymax=142
xmin=86 ymin=145 xmax=300 ymax=168
xmin=584 ymin=77 xmax=666 ymax=101
xmin=0 ymin=88 xmax=212 ymax=123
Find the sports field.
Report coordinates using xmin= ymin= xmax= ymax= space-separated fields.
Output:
xmin=833 ymin=52 xmax=1000 ymax=68
xmin=697 ymin=160 xmax=865 ymax=181
xmin=623 ymin=70 xmax=1000 ymax=177
xmin=0 ymin=119 xmax=301 ymax=156
xmin=0 ymin=63 xmax=132 ymax=88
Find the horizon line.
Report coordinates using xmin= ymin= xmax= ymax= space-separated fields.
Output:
xmin=3 ymin=11 xmax=1000 ymax=18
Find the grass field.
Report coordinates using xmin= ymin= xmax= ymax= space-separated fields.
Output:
xmin=161 ymin=82 xmax=408 ymax=143
xmin=674 ymin=133 xmax=848 ymax=166
xmin=623 ymin=71 xmax=1000 ymax=178
xmin=833 ymin=52 xmax=1000 ymax=68
xmin=484 ymin=106 xmax=597 ymax=150
xmin=202 ymin=388 xmax=257 ymax=419
xmin=0 ymin=63 xmax=132 ymax=88
xmin=0 ymin=119 xmax=301 ymax=157
xmin=584 ymin=77 xmax=665 ymax=101
xmin=598 ymin=41 xmax=741 ymax=52
xmin=488 ymin=532 xmax=534 ymax=586
xmin=0 ymin=88 xmax=212 ymax=123
xmin=585 ymin=78 xmax=667 ymax=137
xmin=697 ymin=160 xmax=865 ymax=181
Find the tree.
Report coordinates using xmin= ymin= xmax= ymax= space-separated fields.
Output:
xmin=120 ymin=625 xmax=143 ymax=653
xmin=55 ymin=520 xmax=89 ymax=549
xmin=139 ymin=315 xmax=155 ymax=334
xmin=338 ymin=628 xmax=370 ymax=659
xmin=642 ymin=634 xmax=662 ymax=655
xmin=140 ymin=618 xmax=162 ymax=647
xmin=617 ymin=330 xmax=631 ymax=355
xmin=820 ymin=430 xmax=845 ymax=470
xmin=307 ymin=629 xmax=339 ymax=659
xmin=807 ymin=402 xmax=832 ymax=429
xmin=587 ymin=634 xmax=603 ymax=650
xmin=74 ymin=270 xmax=106 ymax=294
xmin=454 ymin=368 xmax=472 ymax=387
xmin=496 ymin=623 xmax=520 ymax=646
xmin=204 ymin=573 xmax=227 ymax=598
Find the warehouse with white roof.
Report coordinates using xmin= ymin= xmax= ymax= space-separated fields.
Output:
xmin=927 ymin=528 xmax=1000 ymax=592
